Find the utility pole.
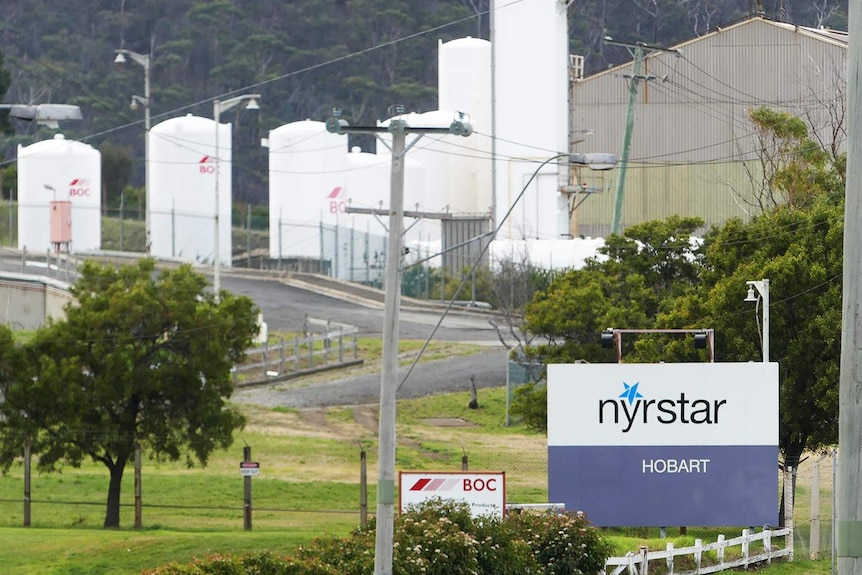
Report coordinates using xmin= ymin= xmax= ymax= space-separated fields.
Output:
xmin=838 ymin=0 xmax=862 ymax=572
xmin=326 ymin=108 xmax=472 ymax=575
xmin=604 ymin=37 xmax=680 ymax=235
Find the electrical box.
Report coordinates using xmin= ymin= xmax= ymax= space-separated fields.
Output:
xmin=50 ymin=200 xmax=72 ymax=250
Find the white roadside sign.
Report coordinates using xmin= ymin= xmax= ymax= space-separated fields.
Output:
xmin=399 ymin=471 xmax=505 ymax=518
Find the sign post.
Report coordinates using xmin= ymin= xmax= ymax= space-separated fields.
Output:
xmin=240 ymin=447 xmax=257 ymax=530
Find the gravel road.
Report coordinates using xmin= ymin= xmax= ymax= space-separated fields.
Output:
xmin=231 ymin=347 xmax=508 ymax=409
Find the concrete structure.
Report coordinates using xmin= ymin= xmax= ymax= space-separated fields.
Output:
xmin=571 ymin=16 xmax=848 ymax=236
xmin=17 ymin=134 xmax=102 ymax=253
xmin=149 ymin=114 xmax=232 ymax=265
xmin=0 ymin=272 xmax=71 ymax=330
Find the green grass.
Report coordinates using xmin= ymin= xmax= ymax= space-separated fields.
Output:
xmin=0 ymin=384 xmax=832 ymax=574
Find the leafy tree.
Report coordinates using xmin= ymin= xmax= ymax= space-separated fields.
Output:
xmin=739 ymin=106 xmax=839 ymax=211
xmin=525 ymin=216 xmax=704 ymax=364
xmin=0 ymin=259 xmax=258 ymax=528
xmin=667 ymin=196 xmax=843 ymax=462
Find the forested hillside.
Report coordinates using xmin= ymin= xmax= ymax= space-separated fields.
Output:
xmin=0 ymin=0 xmax=848 ymax=205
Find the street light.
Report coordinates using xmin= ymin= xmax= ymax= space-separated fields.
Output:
xmin=744 ymin=279 xmax=770 ymax=363
xmin=114 ymin=48 xmax=151 ymax=253
xmin=212 ymin=94 xmax=260 ymax=302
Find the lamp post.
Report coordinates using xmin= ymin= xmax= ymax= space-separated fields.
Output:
xmin=114 ymin=48 xmax=151 ymax=253
xmin=212 ymin=94 xmax=260 ymax=302
xmin=744 ymin=279 xmax=770 ymax=363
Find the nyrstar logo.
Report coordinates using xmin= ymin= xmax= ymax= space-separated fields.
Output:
xmin=598 ymin=382 xmax=727 ymax=433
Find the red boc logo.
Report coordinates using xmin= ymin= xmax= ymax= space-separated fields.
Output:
xmin=68 ymin=178 xmax=91 ymax=197
xmin=462 ymin=478 xmax=497 ymax=491
xmin=199 ymin=155 xmax=217 ymax=174
xmin=328 ymin=186 xmax=347 ymax=213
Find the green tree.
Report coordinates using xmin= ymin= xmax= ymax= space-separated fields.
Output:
xmin=525 ymin=216 xmax=704 ymax=364
xmin=665 ymin=197 xmax=843 ymax=463
xmin=0 ymin=259 xmax=258 ymax=528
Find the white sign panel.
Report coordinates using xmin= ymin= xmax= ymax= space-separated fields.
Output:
xmin=548 ymin=362 xmax=778 ymax=446
xmin=399 ymin=471 xmax=505 ymax=518
xmin=547 ymin=362 xmax=779 ymax=526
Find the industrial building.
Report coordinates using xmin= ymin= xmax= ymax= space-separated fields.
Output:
xmin=570 ymin=16 xmax=848 ymax=237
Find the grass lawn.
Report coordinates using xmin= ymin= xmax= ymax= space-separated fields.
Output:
xmin=0 ymin=365 xmax=835 ymax=574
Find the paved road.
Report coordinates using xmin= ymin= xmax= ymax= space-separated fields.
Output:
xmin=1 ymin=252 xmax=510 ymax=408
xmin=232 ymin=347 xmax=508 ymax=408
xmin=219 ymin=274 xmax=502 ymax=343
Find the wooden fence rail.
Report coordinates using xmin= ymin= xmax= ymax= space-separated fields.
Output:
xmin=603 ymin=527 xmax=792 ymax=575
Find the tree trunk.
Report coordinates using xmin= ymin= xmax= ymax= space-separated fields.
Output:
xmin=104 ymin=454 xmax=129 ymax=528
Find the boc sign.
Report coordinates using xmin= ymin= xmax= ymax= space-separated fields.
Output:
xmin=547 ymin=362 xmax=778 ymax=527
xmin=399 ymin=471 xmax=505 ymax=518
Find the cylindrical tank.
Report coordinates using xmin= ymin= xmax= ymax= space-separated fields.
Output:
xmin=439 ymin=37 xmax=493 ymax=215
xmin=149 ymin=114 xmax=232 ymax=265
xmin=18 ymin=134 xmax=102 ymax=253
xmin=492 ymin=0 xmax=569 ymax=240
xmin=268 ymin=120 xmax=347 ymax=260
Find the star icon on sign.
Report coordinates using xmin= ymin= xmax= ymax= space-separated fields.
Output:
xmin=618 ymin=382 xmax=643 ymax=405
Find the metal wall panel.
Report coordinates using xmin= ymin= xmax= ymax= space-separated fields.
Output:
xmin=570 ymin=17 xmax=846 ymax=234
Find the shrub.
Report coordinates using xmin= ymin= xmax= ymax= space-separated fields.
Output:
xmin=145 ymin=500 xmax=613 ymax=575
xmin=508 ymin=511 xmax=613 ymax=575
xmin=510 ymin=382 xmax=548 ymax=432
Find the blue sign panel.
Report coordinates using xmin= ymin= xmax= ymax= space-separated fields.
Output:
xmin=547 ymin=363 xmax=779 ymax=527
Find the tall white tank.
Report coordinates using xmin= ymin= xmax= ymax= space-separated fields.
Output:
xmin=268 ymin=120 xmax=347 ymax=260
xmin=17 ymin=134 xmax=102 ymax=253
xmin=492 ymin=0 xmax=569 ymax=240
xmin=438 ymin=37 xmax=493 ymax=215
xmin=149 ymin=114 xmax=232 ymax=265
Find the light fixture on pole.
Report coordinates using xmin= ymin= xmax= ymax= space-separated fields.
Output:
xmin=744 ymin=279 xmax=770 ymax=363
xmin=114 ymin=48 xmax=152 ymax=253
xmin=1 ymin=104 xmax=82 ymax=129
xmin=212 ymin=94 xmax=261 ymax=302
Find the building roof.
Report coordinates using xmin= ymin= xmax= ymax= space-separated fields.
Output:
xmin=583 ymin=15 xmax=848 ymax=82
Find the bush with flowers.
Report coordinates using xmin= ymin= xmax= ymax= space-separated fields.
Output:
xmin=143 ymin=499 xmax=612 ymax=575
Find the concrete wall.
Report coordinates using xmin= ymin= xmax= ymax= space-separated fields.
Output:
xmin=0 ymin=273 xmax=71 ymax=331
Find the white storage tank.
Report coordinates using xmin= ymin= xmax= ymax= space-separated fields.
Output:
xmin=438 ymin=37 xmax=493 ymax=216
xmin=149 ymin=114 xmax=232 ymax=266
xmin=268 ymin=120 xmax=347 ymax=260
xmin=18 ymin=134 xmax=102 ymax=253
xmin=492 ymin=0 xmax=569 ymax=240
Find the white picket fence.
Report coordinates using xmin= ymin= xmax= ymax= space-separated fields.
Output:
xmin=604 ymin=467 xmax=796 ymax=575
xmin=602 ymin=527 xmax=792 ymax=575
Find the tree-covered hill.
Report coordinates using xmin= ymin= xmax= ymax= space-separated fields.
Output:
xmin=0 ymin=0 xmax=847 ymax=204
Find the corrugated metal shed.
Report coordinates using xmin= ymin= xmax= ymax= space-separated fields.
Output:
xmin=571 ymin=16 xmax=847 ymax=236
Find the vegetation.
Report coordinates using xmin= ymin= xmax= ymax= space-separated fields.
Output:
xmin=0 ymin=386 xmax=831 ymax=573
xmin=143 ymin=499 xmax=613 ymax=575
xmin=0 ymin=259 xmax=259 ymax=527
xmin=511 ymin=108 xmax=845 ymax=519
xmin=0 ymin=1 xmax=848 ymax=205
